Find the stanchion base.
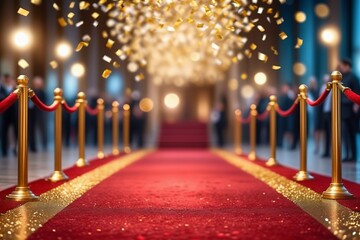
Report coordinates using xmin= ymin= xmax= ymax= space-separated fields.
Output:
xmin=124 ymin=147 xmax=132 ymax=154
xmin=48 ymin=171 xmax=69 ymax=182
xmin=248 ymin=151 xmax=256 ymax=161
xmin=293 ymin=171 xmax=314 ymax=181
xmin=97 ymin=151 xmax=105 ymax=159
xmin=112 ymin=149 xmax=120 ymax=155
xmin=76 ymin=158 xmax=89 ymax=167
xmin=6 ymin=187 xmax=39 ymax=201
xmin=235 ymin=148 xmax=242 ymax=155
xmin=266 ymin=158 xmax=278 ymax=167
xmin=322 ymin=183 xmax=353 ymax=199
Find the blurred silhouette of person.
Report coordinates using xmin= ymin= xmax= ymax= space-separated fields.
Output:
xmin=131 ymin=103 xmax=146 ymax=148
xmin=338 ymin=58 xmax=360 ymax=162
xmin=277 ymin=83 xmax=293 ymax=148
xmin=212 ymin=96 xmax=227 ymax=147
xmin=29 ymin=76 xmax=48 ymax=152
xmin=320 ymin=74 xmax=332 ymax=158
xmin=308 ymin=77 xmax=322 ymax=153
xmin=256 ymin=90 xmax=269 ymax=145
xmin=0 ymin=74 xmax=18 ymax=156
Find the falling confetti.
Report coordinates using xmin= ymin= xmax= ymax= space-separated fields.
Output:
xmin=295 ymin=38 xmax=303 ymax=49
xmin=18 ymin=59 xmax=29 ymax=69
xmin=49 ymin=61 xmax=58 ymax=69
xmin=102 ymin=69 xmax=112 ymax=79
xmin=17 ymin=8 xmax=29 ymax=16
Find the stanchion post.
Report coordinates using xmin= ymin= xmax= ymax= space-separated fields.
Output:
xmin=76 ymin=92 xmax=88 ymax=167
xmin=266 ymin=95 xmax=278 ymax=166
xmin=123 ymin=104 xmax=131 ymax=153
xmin=112 ymin=101 xmax=120 ymax=155
xmin=293 ymin=85 xmax=314 ymax=181
xmin=248 ymin=104 xmax=257 ymax=161
xmin=7 ymin=75 xmax=39 ymax=201
xmin=97 ymin=98 xmax=105 ymax=159
xmin=48 ymin=88 xmax=69 ymax=182
xmin=322 ymin=71 xmax=353 ymax=199
xmin=234 ymin=109 xmax=242 ymax=154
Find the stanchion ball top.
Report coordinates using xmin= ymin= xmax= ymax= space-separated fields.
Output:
xmin=269 ymin=95 xmax=277 ymax=102
xmin=17 ymin=75 xmax=29 ymax=85
xmin=299 ymin=84 xmax=308 ymax=92
xmin=112 ymin=101 xmax=119 ymax=108
xmin=97 ymin=98 xmax=104 ymax=105
xmin=77 ymin=92 xmax=86 ymax=99
xmin=235 ymin=109 xmax=241 ymax=115
xmin=123 ymin=104 xmax=130 ymax=111
xmin=250 ymin=104 xmax=257 ymax=110
xmin=54 ymin=88 xmax=63 ymax=96
xmin=331 ymin=71 xmax=342 ymax=81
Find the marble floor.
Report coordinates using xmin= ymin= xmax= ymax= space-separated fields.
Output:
xmin=0 ymin=141 xmax=359 ymax=190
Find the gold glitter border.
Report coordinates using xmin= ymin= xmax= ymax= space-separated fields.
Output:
xmin=0 ymin=150 xmax=151 ymax=240
xmin=213 ymin=149 xmax=360 ymax=240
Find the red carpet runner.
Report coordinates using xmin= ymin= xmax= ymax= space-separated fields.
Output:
xmin=28 ymin=150 xmax=335 ymax=239
xmin=158 ymin=121 xmax=209 ymax=148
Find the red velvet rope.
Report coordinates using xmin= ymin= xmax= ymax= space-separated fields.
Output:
xmin=86 ymin=105 xmax=99 ymax=116
xmin=62 ymin=101 xmax=79 ymax=113
xmin=306 ymin=88 xmax=331 ymax=107
xmin=343 ymin=89 xmax=360 ymax=105
xmin=276 ymin=100 xmax=299 ymax=117
xmin=239 ymin=115 xmax=251 ymax=124
xmin=0 ymin=92 xmax=18 ymax=113
xmin=30 ymin=95 xmax=60 ymax=112
xmin=257 ymin=109 xmax=269 ymax=121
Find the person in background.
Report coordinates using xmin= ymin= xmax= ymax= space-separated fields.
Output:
xmin=308 ymin=77 xmax=322 ymax=154
xmin=277 ymin=83 xmax=294 ymax=148
xmin=212 ymin=96 xmax=227 ymax=147
xmin=320 ymin=74 xmax=331 ymax=158
xmin=0 ymin=74 xmax=18 ymax=156
xmin=29 ymin=76 xmax=48 ymax=152
xmin=338 ymin=58 xmax=360 ymax=162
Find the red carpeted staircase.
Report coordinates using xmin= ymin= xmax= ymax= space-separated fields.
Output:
xmin=158 ymin=121 xmax=209 ymax=148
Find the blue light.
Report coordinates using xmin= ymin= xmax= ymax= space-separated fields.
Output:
xmin=106 ymin=72 xmax=124 ymax=98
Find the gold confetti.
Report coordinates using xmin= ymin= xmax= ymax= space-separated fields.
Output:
xmin=75 ymin=42 xmax=89 ymax=52
xmin=58 ymin=18 xmax=67 ymax=27
xmin=79 ymin=1 xmax=90 ymax=10
xmin=250 ymin=43 xmax=257 ymax=50
xmin=272 ymin=65 xmax=281 ymax=70
xmin=17 ymin=8 xmax=29 ymax=16
xmin=102 ymin=31 xmax=108 ymax=38
xmin=53 ymin=3 xmax=60 ymax=11
xmin=257 ymin=25 xmax=265 ymax=32
xmin=82 ymin=35 xmax=91 ymax=42
xmin=106 ymin=39 xmax=114 ymax=49
xmin=68 ymin=12 xmax=75 ymax=19
xmin=93 ymin=21 xmax=99 ymax=27
xmin=76 ymin=21 xmax=84 ymax=27
xmin=295 ymin=38 xmax=303 ymax=49
xmin=92 ymin=12 xmax=100 ymax=19
xmin=279 ymin=32 xmax=288 ymax=40
xmin=135 ymin=73 xmax=144 ymax=81
xmin=31 ymin=0 xmax=42 ymax=5
xmin=113 ymin=61 xmax=121 ymax=68
xmin=102 ymin=55 xmax=112 ymax=63
xmin=18 ymin=59 xmax=29 ymax=69
xmin=49 ymin=61 xmax=58 ymax=69
xmin=258 ymin=52 xmax=268 ymax=62
xmin=102 ymin=69 xmax=112 ymax=79
xmin=69 ymin=2 xmax=75 ymax=8
xmin=276 ymin=18 xmax=284 ymax=25
xmin=262 ymin=34 xmax=267 ymax=41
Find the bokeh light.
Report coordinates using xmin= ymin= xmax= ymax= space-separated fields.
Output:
xmin=56 ymin=41 xmax=72 ymax=59
xmin=241 ymin=85 xmax=255 ymax=99
xmin=254 ymin=72 xmax=267 ymax=85
xmin=70 ymin=62 xmax=85 ymax=78
xmin=319 ymin=26 xmax=340 ymax=47
xmin=295 ymin=11 xmax=306 ymax=23
xmin=240 ymin=73 xmax=248 ymax=80
xmin=315 ymin=3 xmax=330 ymax=18
xmin=12 ymin=28 xmax=32 ymax=49
xmin=164 ymin=93 xmax=180 ymax=109
xmin=293 ymin=62 xmax=307 ymax=76
xmin=228 ymin=78 xmax=238 ymax=91
xmin=139 ymin=98 xmax=154 ymax=112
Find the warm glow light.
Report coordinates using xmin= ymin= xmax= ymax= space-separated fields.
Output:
xmin=241 ymin=85 xmax=254 ymax=99
xmin=315 ymin=3 xmax=330 ymax=18
xmin=56 ymin=41 xmax=72 ymax=59
xmin=254 ymin=72 xmax=267 ymax=85
xmin=319 ymin=26 xmax=340 ymax=47
xmin=240 ymin=73 xmax=247 ymax=80
xmin=12 ymin=28 xmax=32 ymax=49
xmin=139 ymin=98 xmax=154 ymax=112
xmin=70 ymin=63 xmax=85 ymax=78
xmin=295 ymin=11 xmax=306 ymax=23
xmin=164 ymin=93 xmax=180 ymax=109
xmin=228 ymin=78 xmax=238 ymax=90
xmin=293 ymin=62 xmax=307 ymax=76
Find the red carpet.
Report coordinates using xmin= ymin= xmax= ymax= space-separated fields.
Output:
xmin=29 ymin=150 xmax=335 ymax=239
xmin=158 ymin=121 xmax=209 ymax=148
xmin=242 ymin=154 xmax=360 ymax=211
xmin=0 ymin=153 xmax=122 ymax=214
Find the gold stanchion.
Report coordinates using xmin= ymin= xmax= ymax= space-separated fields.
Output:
xmin=123 ymin=104 xmax=131 ymax=153
xmin=234 ymin=109 xmax=242 ymax=154
xmin=266 ymin=95 xmax=278 ymax=166
xmin=76 ymin=92 xmax=88 ymax=167
xmin=112 ymin=101 xmax=120 ymax=155
xmin=48 ymin=88 xmax=69 ymax=182
xmin=7 ymin=75 xmax=39 ymax=201
xmin=97 ymin=98 xmax=105 ymax=159
xmin=294 ymin=85 xmax=314 ymax=181
xmin=322 ymin=71 xmax=353 ymax=199
xmin=248 ymin=104 xmax=257 ymax=161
